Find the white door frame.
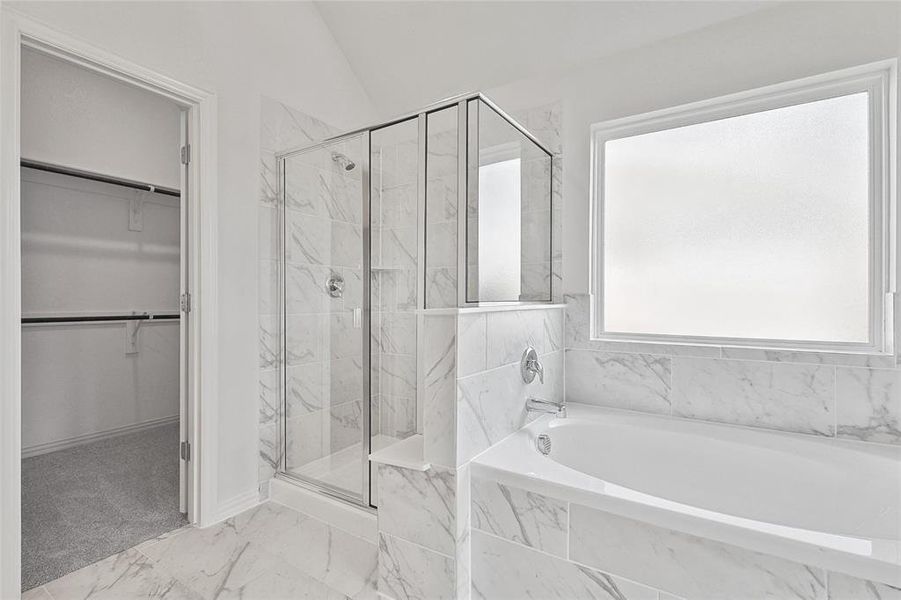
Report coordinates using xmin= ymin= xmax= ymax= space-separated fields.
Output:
xmin=0 ymin=9 xmax=219 ymax=597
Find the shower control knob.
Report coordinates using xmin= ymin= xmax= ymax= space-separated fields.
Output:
xmin=326 ymin=274 xmax=345 ymax=298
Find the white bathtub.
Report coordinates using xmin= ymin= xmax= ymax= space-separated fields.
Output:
xmin=471 ymin=402 xmax=901 ymax=586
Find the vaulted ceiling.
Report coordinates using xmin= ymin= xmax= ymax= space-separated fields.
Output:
xmin=315 ymin=1 xmax=775 ymax=115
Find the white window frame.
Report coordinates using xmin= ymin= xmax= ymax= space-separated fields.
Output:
xmin=590 ymin=60 xmax=897 ymax=355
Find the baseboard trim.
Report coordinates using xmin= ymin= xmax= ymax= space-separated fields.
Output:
xmin=22 ymin=415 xmax=179 ymax=459
xmin=214 ymin=489 xmax=261 ymax=525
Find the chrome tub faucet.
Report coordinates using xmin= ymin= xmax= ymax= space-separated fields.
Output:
xmin=526 ymin=397 xmax=566 ymax=418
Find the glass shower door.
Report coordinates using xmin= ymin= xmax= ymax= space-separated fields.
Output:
xmin=281 ymin=135 xmax=368 ymax=504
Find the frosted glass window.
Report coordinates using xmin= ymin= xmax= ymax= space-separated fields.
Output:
xmin=478 ymin=158 xmax=522 ymax=299
xmin=602 ymin=92 xmax=871 ymax=343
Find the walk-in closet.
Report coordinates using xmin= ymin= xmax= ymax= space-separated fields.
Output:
xmin=19 ymin=47 xmax=188 ymax=591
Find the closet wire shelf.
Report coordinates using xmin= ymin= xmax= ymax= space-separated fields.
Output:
xmin=22 ymin=314 xmax=180 ymax=325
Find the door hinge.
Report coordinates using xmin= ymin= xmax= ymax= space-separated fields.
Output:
xmin=180 ymin=292 xmax=192 ymax=314
xmin=180 ymin=144 xmax=191 ymax=165
xmin=180 ymin=441 xmax=191 ymax=461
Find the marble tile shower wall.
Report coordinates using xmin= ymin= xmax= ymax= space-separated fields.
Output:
xmin=470 ymin=474 xmax=897 ymax=600
xmin=259 ymin=96 xmax=346 ymax=486
xmin=372 ymin=135 xmax=420 ymax=440
xmin=511 ymin=103 xmax=563 ymax=303
xmin=519 ymin=153 xmax=554 ymax=301
xmin=425 ymin=124 xmax=459 ymax=309
xmin=565 ymin=293 xmax=901 ymax=446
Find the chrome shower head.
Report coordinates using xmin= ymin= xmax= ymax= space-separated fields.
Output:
xmin=331 ymin=152 xmax=356 ymax=172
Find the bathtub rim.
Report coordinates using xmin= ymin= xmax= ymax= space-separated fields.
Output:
xmin=470 ymin=402 xmax=901 ymax=587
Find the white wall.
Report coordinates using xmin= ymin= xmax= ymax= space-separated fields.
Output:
xmin=485 ymin=1 xmax=901 ymax=294
xmin=21 ymin=48 xmax=182 ymax=189
xmin=6 ymin=0 xmax=377 ymax=508
xmin=20 ymin=168 xmax=181 ymax=454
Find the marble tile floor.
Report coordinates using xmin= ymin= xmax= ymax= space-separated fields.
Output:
xmin=22 ymin=501 xmax=378 ymax=600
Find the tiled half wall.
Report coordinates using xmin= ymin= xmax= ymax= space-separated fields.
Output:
xmin=470 ymin=474 xmax=899 ymax=600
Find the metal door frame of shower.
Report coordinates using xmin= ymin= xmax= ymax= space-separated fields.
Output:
xmin=273 ymin=91 xmax=555 ymax=510
xmin=274 ymin=130 xmax=375 ymax=509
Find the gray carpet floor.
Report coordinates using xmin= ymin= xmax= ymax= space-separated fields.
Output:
xmin=21 ymin=423 xmax=187 ymax=591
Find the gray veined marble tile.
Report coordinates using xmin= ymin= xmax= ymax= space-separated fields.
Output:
xmin=331 ymin=221 xmax=363 ymax=269
xmin=379 ymin=394 xmax=416 ymax=438
xmin=372 ymin=270 xmax=398 ymax=312
xmin=374 ymin=311 xmax=417 ymax=355
xmin=426 ymin=133 xmax=458 ymax=181
xmin=285 ymin=263 xmax=329 ymax=314
xmin=836 ymin=367 xmax=901 ymax=444
xmin=378 ymin=183 xmax=417 ymax=228
xmin=457 ymin=313 xmax=487 ymax=377
xmin=722 ymin=347 xmax=896 ymax=368
xmin=287 ymin=362 xmax=324 ymax=416
xmin=521 ymin=209 xmax=552 ymax=265
xmin=285 ymin=411 xmax=325 ymax=469
xmin=564 ymin=293 xmax=591 ymax=347
xmin=426 ymin=176 xmax=458 ymax=222
xmin=259 ymin=368 xmax=280 ymax=425
xmin=260 ymin=507 xmax=378 ymax=599
xmin=524 ymin=102 xmax=563 ymax=154
xmin=396 ymin=269 xmax=419 ymax=311
xmin=259 ymin=152 xmax=278 ymax=207
xmin=215 ymin=555 xmax=348 ymax=600
xmin=329 ymin=400 xmax=363 ymax=453
xmin=457 ymin=351 xmax=562 ymax=464
xmin=471 ymin=530 xmax=657 ymax=600
xmin=321 ymin=171 xmax=360 ymax=225
xmin=672 ymin=357 xmax=834 ymax=436
xmin=285 ymin=314 xmax=322 ymax=365
xmin=377 ymin=354 xmax=416 ymax=398
xmin=380 ymin=226 xmax=418 ymax=270
xmin=258 ymin=315 xmax=280 ymax=370
xmin=471 ymin=477 xmax=568 ymax=557
xmin=378 ymin=464 xmax=457 ymax=556
xmin=287 ymin=210 xmax=331 ymax=265
xmin=426 ymin=267 xmax=457 ymax=309
xmin=485 ymin=308 xmax=563 ymax=370
xmin=341 ymin=268 xmax=363 ymax=312
xmin=565 ymin=349 xmax=671 ymax=414
xmin=284 ymin=163 xmax=327 ymax=217
xmin=261 ymin=96 xmax=336 ymax=153
xmin=568 ymin=504 xmax=827 ymax=600
xmin=327 ymin=312 xmax=362 ymax=360
xmin=520 ymin=262 xmax=552 ymax=302
xmin=423 ymin=315 xmax=457 ymax=468
xmin=326 ymin=356 xmax=364 ymax=406
xmin=258 ymin=422 xmax=278 ymax=482
xmin=378 ymin=532 xmax=456 ymax=600
xmin=426 ymin=221 xmax=457 ymax=269
xmin=193 ymin=503 xmax=377 ymax=599
xmin=44 ymin=548 xmax=201 ymax=600
xmin=827 ymin=573 xmax=901 ymax=599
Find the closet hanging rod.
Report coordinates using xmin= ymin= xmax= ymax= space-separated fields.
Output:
xmin=20 ymin=159 xmax=181 ymax=198
xmin=22 ymin=314 xmax=180 ymax=325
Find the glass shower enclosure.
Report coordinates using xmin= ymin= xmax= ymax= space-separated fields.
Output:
xmin=275 ymin=94 xmax=553 ymax=508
